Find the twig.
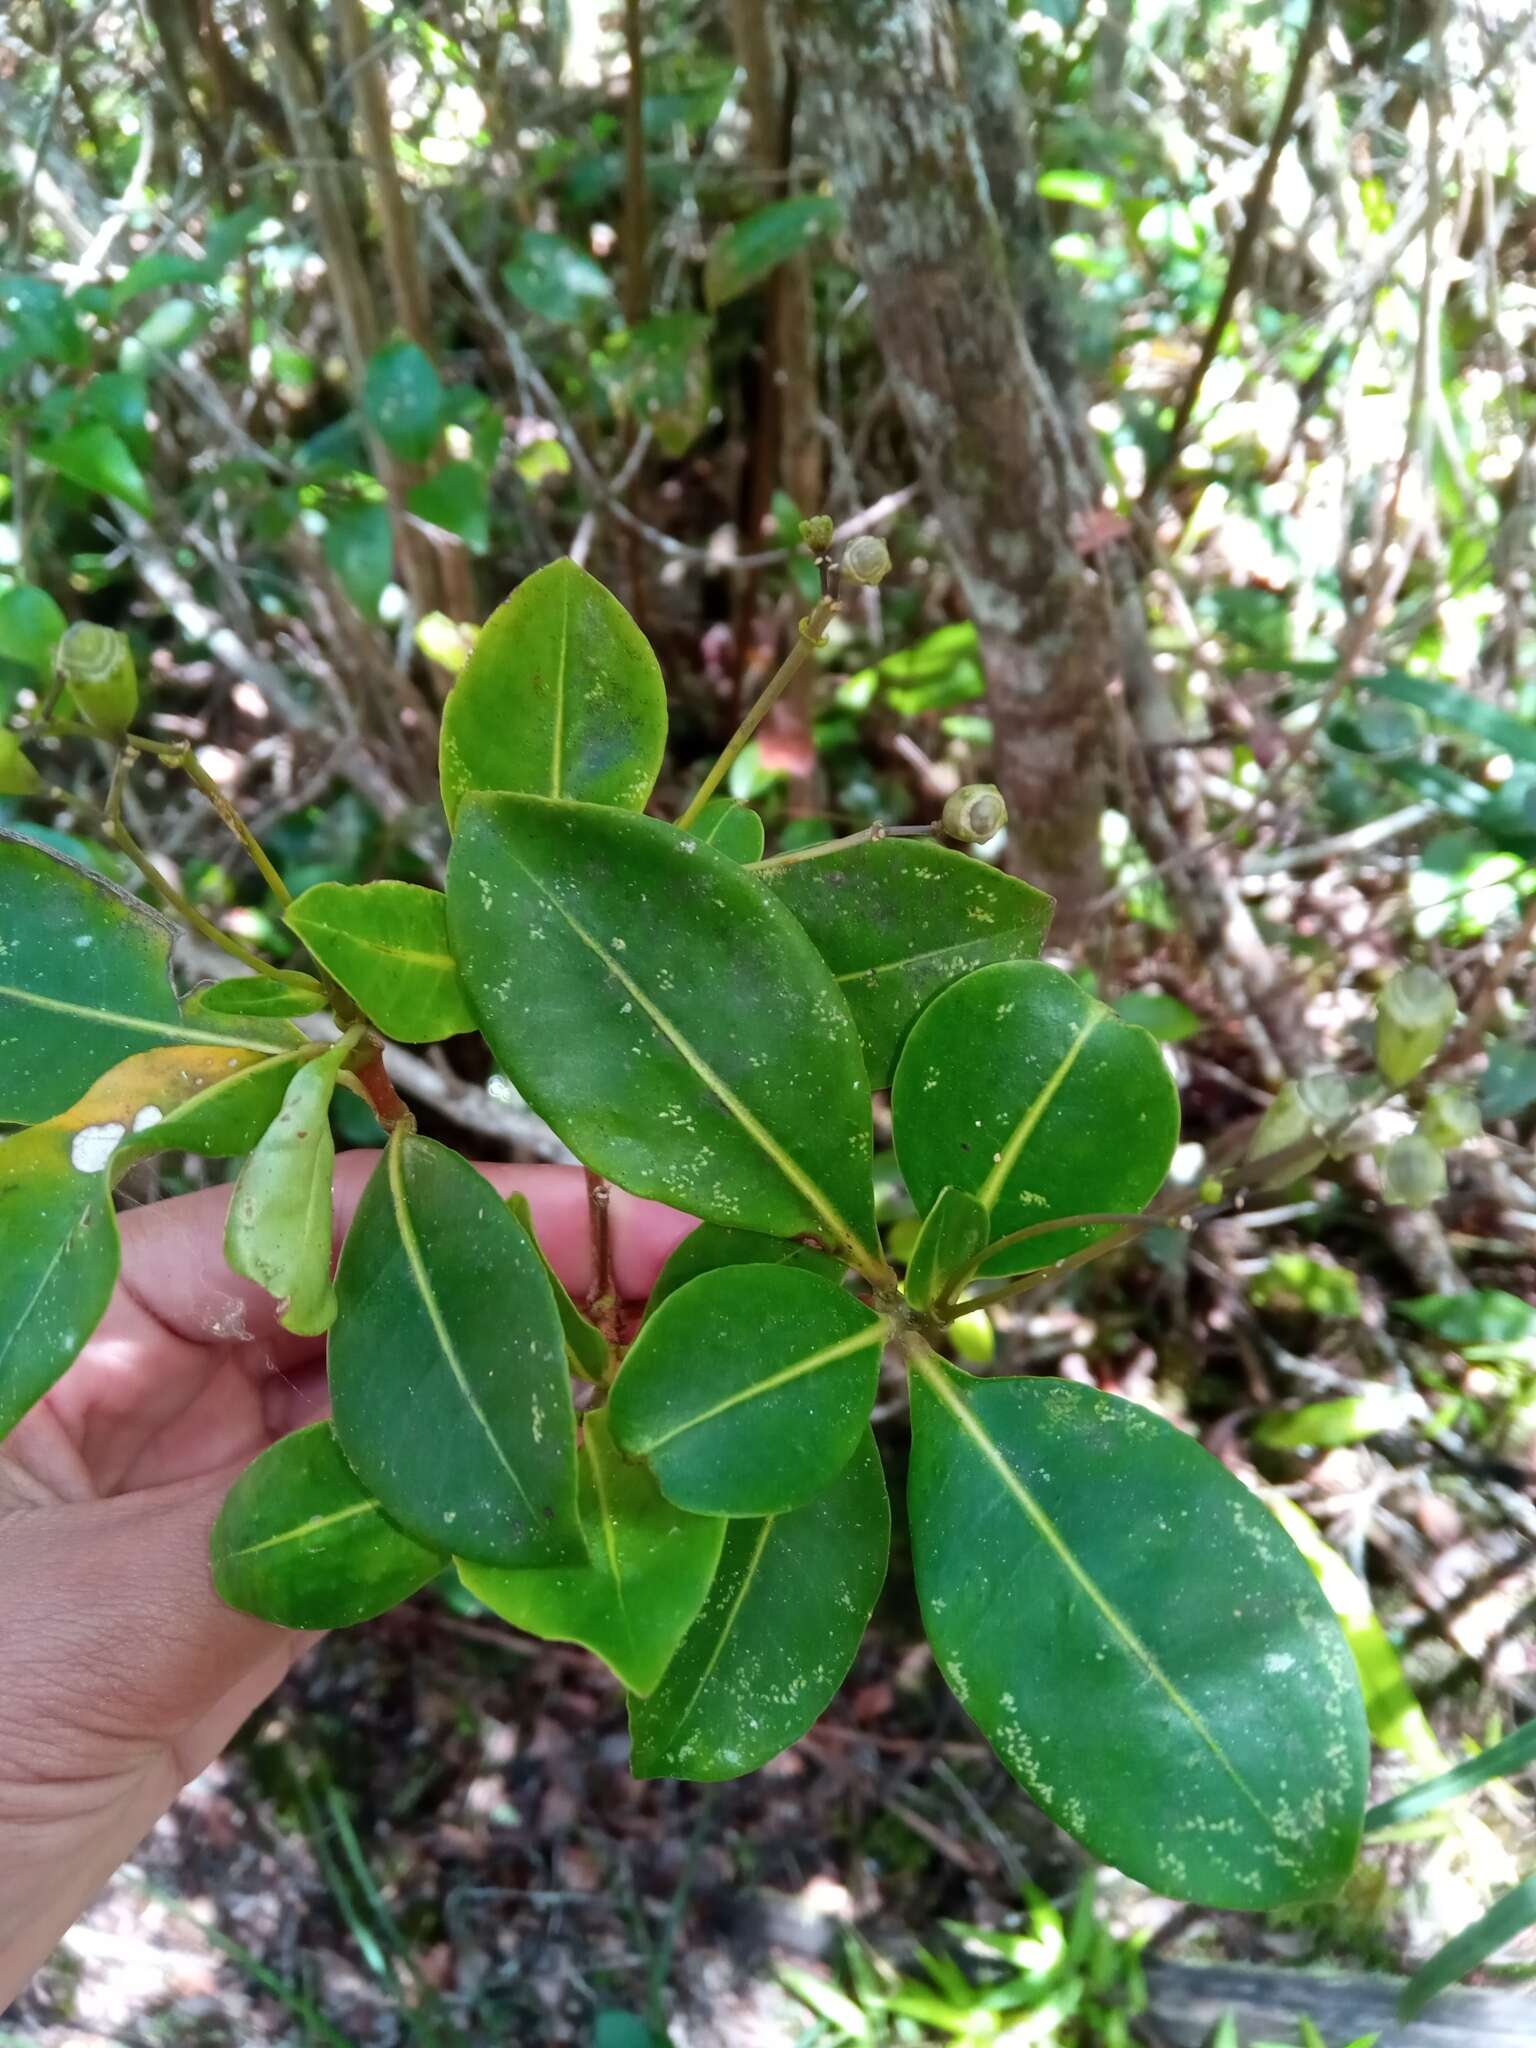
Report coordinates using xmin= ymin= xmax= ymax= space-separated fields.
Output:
xmin=676 ymin=594 xmax=838 ymax=826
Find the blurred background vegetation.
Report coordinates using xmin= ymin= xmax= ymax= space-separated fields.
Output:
xmin=3 ymin=0 xmax=1536 ymax=2041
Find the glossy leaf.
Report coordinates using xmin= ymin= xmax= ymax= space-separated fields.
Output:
xmin=284 ymin=880 xmax=475 ymax=1042
xmin=458 ymin=1410 xmax=724 ymax=1693
xmin=908 ymin=1360 xmax=1368 ymax=1907
xmin=0 ymin=584 xmax=67 ymax=674
xmin=610 ymin=1266 xmax=887 ymax=1516
xmin=704 ymin=195 xmax=842 ymax=309
xmin=224 ymin=1037 xmax=350 ymax=1336
xmin=122 ymin=1044 xmax=324 ymax=1168
xmin=0 ymin=834 xmax=278 ymax=1124
xmin=891 ymin=961 xmax=1179 ymax=1275
xmin=363 ymin=339 xmax=443 ymax=462
xmin=0 ymin=1044 xmax=273 ymax=1437
xmin=692 ymin=798 xmax=764 ymax=865
xmin=439 ymin=559 xmax=667 ymax=825
xmin=629 ymin=1432 xmax=889 ymax=1780
xmin=447 ymin=797 xmax=880 ymax=1261
xmin=408 ymin=462 xmax=489 ymax=554
xmin=759 ymin=839 xmax=1052 ymax=1088
xmin=903 ymin=1185 xmax=989 ymax=1310
xmin=330 ymin=1134 xmax=582 ymax=1567
xmin=1399 ymin=1873 xmax=1536 ymax=2022
xmin=506 ymin=1190 xmax=611 ymax=1383
xmin=36 ymin=421 xmax=151 ymax=514
xmin=645 ymin=1222 xmax=844 ymax=1319
xmin=212 ymin=1422 xmax=443 ymax=1629
xmin=1368 ymin=1718 xmax=1536 ymax=1833
xmin=184 ymin=973 xmax=327 ymax=1020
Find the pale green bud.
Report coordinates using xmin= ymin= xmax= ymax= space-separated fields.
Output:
xmin=841 ymin=534 xmax=892 ymax=587
xmin=941 ymin=782 xmax=1007 ymax=843
xmin=1380 ymin=1133 xmax=1448 ymax=1208
xmin=1246 ymin=1081 xmax=1327 ymax=1187
xmin=0 ymin=729 xmax=40 ymax=796
xmin=1375 ymin=966 xmax=1456 ymax=1087
xmin=55 ymin=622 xmax=138 ymax=736
xmin=798 ymin=515 xmax=834 ymax=554
xmin=1418 ymin=1087 xmax=1481 ymax=1152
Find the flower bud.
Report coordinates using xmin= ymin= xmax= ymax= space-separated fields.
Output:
xmin=1379 ymin=1132 xmax=1448 ymax=1208
xmin=1246 ymin=1081 xmax=1327 ymax=1187
xmin=1375 ymin=966 xmax=1456 ymax=1087
xmin=840 ymin=535 xmax=892 ymax=587
xmin=55 ymin=622 xmax=138 ymax=736
xmin=1417 ymin=1087 xmax=1481 ymax=1152
xmin=941 ymin=782 xmax=1007 ymax=843
xmin=0 ymin=729 xmax=40 ymax=795
xmin=798 ymin=515 xmax=835 ymax=554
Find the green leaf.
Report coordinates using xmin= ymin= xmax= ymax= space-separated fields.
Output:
xmin=407 ymin=462 xmax=489 ymax=554
xmin=439 ymin=560 xmax=668 ymax=825
xmin=0 ymin=584 xmax=67 ymax=675
xmin=644 ymin=1222 xmax=845 ymax=1319
xmin=1361 ymin=669 xmax=1536 ymax=766
xmin=212 ymin=1422 xmax=443 ymax=1628
xmin=1253 ymin=1390 xmax=1413 ymax=1451
xmin=704 ymin=195 xmax=842 ymax=309
xmin=891 ymin=961 xmax=1179 ymax=1275
xmin=284 ymin=881 xmax=475 ymax=1042
xmin=759 ymin=840 xmax=1052 ymax=1088
xmin=500 ymin=230 xmax=612 ymax=324
xmin=600 ymin=313 xmax=711 ymax=457
xmin=109 ymin=249 xmax=220 ymax=310
xmin=903 ymin=1186 xmax=989 ymax=1311
xmin=693 ymin=797 xmax=765 ymax=865
xmin=609 ymin=1266 xmax=887 ymax=1516
xmin=1368 ymin=1718 xmax=1536 ymax=1833
xmin=118 ymin=1044 xmax=324 ymax=1168
xmin=629 ymin=1432 xmax=889 ymax=1780
xmin=36 ymin=422 xmax=152 ymax=515
xmin=908 ymin=1360 xmax=1367 ymax=1906
xmin=458 ymin=1410 xmax=723 ymax=1693
xmin=323 ymin=502 xmax=394 ymax=621
xmin=1396 ymin=1289 xmax=1536 ymax=1349
xmin=363 ymin=340 xmax=443 ymax=462
xmin=1112 ymin=989 xmax=1201 ymax=1042
xmin=506 ymin=1190 xmax=612 ymax=1383
xmin=184 ymin=973 xmax=327 ymax=1021
xmin=447 ymin=797 xmax=880 ymax=1263
xmin=330 ymin=1133 xmax=582 ymax=1567
xmin=1399 ymin=1873 xmax=1536 ymax=2021
xmin=1036 ymin=168 xmax=1115 ymax=209
xmin=1481 ymin=1040 xmax=1536 ymax=1120
xmin=224 ymin=1037 xmax=351 ymax=1335
xmin=0 ymin=834 xmax=280 ymax=1125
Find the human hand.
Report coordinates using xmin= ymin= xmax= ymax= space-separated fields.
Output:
xmin=0 ymin=1152 xmax=693 ymax=2006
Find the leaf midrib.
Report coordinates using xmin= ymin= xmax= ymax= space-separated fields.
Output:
xmin=290 ymin=916 xmax=455 ymax=976
xmin=223 ymin=1499 xmax=378 ymax=1560
xmin=0 ymin=982 xmax=284 ymax=1057
xmin=977 ymin=1012 xmax=1101 ymax=1211
xmin=635 ymin=1321 xmax=886 ymax=1454
xmin=830 ymin=929 xmax=1034 ymax=987
xmin=549 ymin=565 xmax=572 ymax=798
xmin=663 ymin=1517 xmax=775 ymax=1745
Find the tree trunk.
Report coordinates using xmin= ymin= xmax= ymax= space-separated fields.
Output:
xmin=796 ymin=0 xmax=1107 ymax=930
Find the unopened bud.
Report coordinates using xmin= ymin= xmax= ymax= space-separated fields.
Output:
xmin=1418 ymin=1087 xmax=1481 ymax=1152
xmin=1380 ymin=1132 xmax=1448 ymax=1208
xmin=841 ymin=534 xmax=892 ymax=587
xmin=941 ymin=782 xmax=1007 ymax=843
xmin=798 ymin=515 xmax=834 ymax=554
xmin=1246 ymin=1081 xmax=1327 ymax=1187
xmin=55 ymin=622 xmax=138 ymax=736
xmin=0 ymin=730 xmax=40 ymax=796
xmin=1376 ymin=966 xmax=1456 ymax=1087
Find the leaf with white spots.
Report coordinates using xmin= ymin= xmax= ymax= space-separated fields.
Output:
xmin=908 ymin=1357 xmax=1368 ymax=1906
xmin=330 ymin=1132 xmax=583 ymax=1568
xmin=458 ymin=1410 xmax=724 ymax=1694
xmin=224 ymin=1036 xmax=352 ymax=1336
xmin=283 ymin=881 xmax=476 ymax=1042
xmin=891 ymin=961 xmax=1179 ymax=1275
xmin=628 ymin=1432 xmax=889 ymax=1780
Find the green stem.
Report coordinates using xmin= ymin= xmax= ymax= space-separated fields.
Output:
xmin=676 ymin=594 xmax=837 ymax=830
xmin=753 ymin=821 xmax=938 ymax=872
xmin=938 ymin=1210 xmax=1164 ymax=1316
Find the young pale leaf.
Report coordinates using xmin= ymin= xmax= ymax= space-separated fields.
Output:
xmin=610 ymin=1266 xmax=887 ymax=1517
xmin=1399 ymin=1873 xmax=1536 ymax=2022
xmin=0 ymin=834 xmax=278 ymax=1124
xmin=0 ymin=1043 xmax=274 ymax=1437
xmin=759 ymin=839 xmax=1052 ymax=1088
xmin=458 ymin=1410 xmax=724 ymax=1693
xmin=908 ymin=1359 xmax=1368 ymax=1907
xmin=284 ymin=880 xmax=475 ymax=1042
xmin=892 ymin=961 xmax=1179 ymax=1275
xmin=212 ymin=1422 xmax=443 ymax=1628
xmin=447 ymin=796 xmax=881 ymax=1263
xmin=506 ymin=1190 xmax=611 ymax=1382
xmin=184 ymin=973 xmax=328 ymax=1020
xmin=439 ymin=560 xmax=667 ymax=825
xmin=629 ymin=1432 xmax=889 ymax=1780
xmin=703 ymin=195 xmax=842 ymax=309
xmin=903 ymin=1186 xmax=989 ymax=1311
xmin=644 ymin=1222 xmax=844 ymax=1320
xmin=330 ymin=1135 xmax=582 ymax=1568
xmin=692 ymin=798 xmax=765 ymax=865
xmin=225 ymin=1038 xmax=351 ymax=1336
